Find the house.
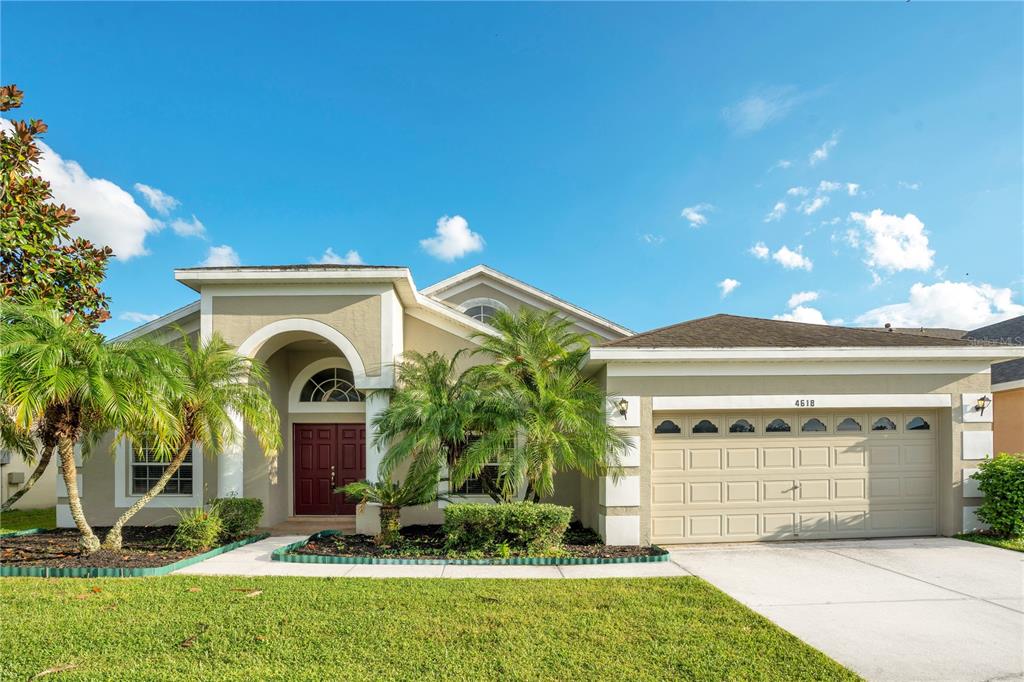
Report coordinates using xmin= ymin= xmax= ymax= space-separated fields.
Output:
xmin=63 ymin=264 xmax=1023 ymax=545
xmin=965 ymin=315 xmax=1024 ymax=455
xmin=0 ymin=452 xmax=56 ymax=511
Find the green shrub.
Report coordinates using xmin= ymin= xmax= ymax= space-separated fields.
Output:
xmin=213 ymin=497 xmax=264 ymax=540
xmin=443 ymin=502 xmax=572 ymax=554
xmin=973 ymin=453 xmax=1024 ymax=537
xmin=172 ymin=506 xmax=224 ymax=552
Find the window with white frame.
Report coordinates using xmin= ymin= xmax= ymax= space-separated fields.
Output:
xmin=299 ymin=367 xmax=363 ymax=403
xmin=450 ymin=435 xmax=505 ymax=496
xmin=131 ymin=443 xmax=193 ymax=495
xmin=459 ymin=298 xmax=509 ymax=325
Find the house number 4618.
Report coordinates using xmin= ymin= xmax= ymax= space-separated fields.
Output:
xmin=794 ymin=399 xmax=816 ymax=407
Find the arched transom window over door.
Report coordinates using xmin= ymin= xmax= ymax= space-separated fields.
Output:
xmin=299 ymin=367 xmax=364 ymax=403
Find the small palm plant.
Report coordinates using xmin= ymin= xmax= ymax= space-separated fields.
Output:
xmin=338 ymin=464 xmax=445 ymax=546
xmin=103 ymin=332 xmax=282 ymax=551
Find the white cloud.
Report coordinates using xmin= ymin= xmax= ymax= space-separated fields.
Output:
xmin=764 ymin=201 xmax=787 ymax=222
xmin=680 ymin=203 xmax=713 ymax=228
xmin=312 ymin=247 xmax=364 ymax=265
xmin=856 ymin=281 xmax=1024 ymax=329
xmin=420 ymin=214 xmax=484 ymax=262
xmin=817 ymin=180 xmax=842 ymax=193
xmin=772 ymin=245 xmax=813 ymax=271
xmin=642 ymin=233 xmax=665 ymax=245
xmin=774 ymin=305 xmax=833 ymax=325
xmin=169 ymin=214 xmax=206 ymax=238
xmin=722 ymin=86 xmax=805 ymax=134
xmin=787 ymin=291 xmax=819 ymax=308
xmin=799 ymin=196 xmax=829 ymax=215
xmin=750 ymin=242 xmax=770 ymax=259
xmin=846 ymin=183 xmax=860 ymax=196
xmin=849 ymin=209 xmax=934 ymax=272
xmin=133 ymin=183 xmax=179 ymax=216
xmin=898 ymin=181 xmax=921 ymax=190
xmin=771 ymin=159 xmax=793 ymax=171
xmin=2 ymin=119 xmax=162 ymax=259
xmin=786 ymin=186 xmax=809 ymax=197
xmin=809 ymin=131 xmax=839 ymax=166
xmin=119 ymin=311 xmax=160 ymax=323
xmin=201 ymin=244 xmax=240 ymax=267
xmin=718 ymin=278 xmax=741 ymax=297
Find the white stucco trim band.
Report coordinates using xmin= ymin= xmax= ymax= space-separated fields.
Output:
xmin=992 ymin=378 xmax=1024 ymax=393
xmin=591 ymin=346 xmax=1024 ymax=362
xmin=652 ymin=394 xmax=952 ymax=411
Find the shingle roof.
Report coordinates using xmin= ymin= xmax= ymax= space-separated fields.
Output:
xmin=965 ymin=315 xmax=1024 ymax=385
xmin=875 ymin=327 xmax=967 ymax=340
xmin=600 ymin=314 xmax=975 ymax=348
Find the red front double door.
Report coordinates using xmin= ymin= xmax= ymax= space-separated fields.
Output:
xmin=293 ymin=423 xmax=366 ymax=515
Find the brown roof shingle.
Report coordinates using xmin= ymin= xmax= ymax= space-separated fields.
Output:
xmin=600 ymin=314 xmax=975 ymax=349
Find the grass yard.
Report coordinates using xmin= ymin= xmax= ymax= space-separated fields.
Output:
xmin=956 ymin=532 xmax=1024 ymax=553
xmin=0 ymin=576 xmax=858 ymax=681
xmin=0 ymin=506 xmax=55 ymax=534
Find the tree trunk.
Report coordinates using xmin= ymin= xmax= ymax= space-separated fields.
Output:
xmin=522 ymin=480 xmax=536 ymax=504
xmin=1 ymin=445 xmax=53 ymax=512
xmin=103 ymin=443 xmax=192 ymax=551
xmin=58 ymin=438 xmax=99 ymax=554
xmin=376 ymin=505 xmax=401 ymax=546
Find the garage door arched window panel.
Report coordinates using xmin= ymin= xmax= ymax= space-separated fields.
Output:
xmin=766 ymin=418 xmax=792 ymax=433
xmin=801 ymin=417 xmax=827 ymax=433
xmin=299 ymin=368 xmax=364 ymax=403
xmin=906 ymin=416 xmax=931 ymax=431
xmin=871 ymin=417 xmax=897 ymax=432
xmin=654 ymin=419 xmax=682 ymax=434
xmin=729 ymin=418 xmax=756 ymax=434
xmin=691 ymin=418 xmax=719 ymax=434
xmin=837 ymin=417 xmax=862 ymax=432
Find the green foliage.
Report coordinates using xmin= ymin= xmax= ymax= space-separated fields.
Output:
xmin=0 ymin=84 xmax=112 ymax=327
xmin=955 ymin=532 xmax=1024 ymax=553
xmin=973 ymin=453 xmax=1024 ymax=537
xmin=172 ymin=506 xmax=224 ymax=552
xmin=338 ymin=464 xmax=443 ymax=545
xmin=212 ymin=497 xmax=264 ymax=540
xmin=442 ymin=502 xmax=572 ymax=554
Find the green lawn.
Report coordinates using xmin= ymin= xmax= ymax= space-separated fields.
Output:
xmin=0 ymin=506 xmax=55 ymax=534
xmin=956 ymin=532 xmax=1024 ymax=553
xmin=0 ymin=576 xmax=858 ymax=681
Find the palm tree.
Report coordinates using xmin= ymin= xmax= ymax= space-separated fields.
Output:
xmin=373 ymin=350 xmax=484 ymax=482
xmin=0 ymin=300 xmax=180 ymax=553
xmin=338 ymin=463 xmax=445 ymax=546
xmin=455 ymin=308 xmax=626 ymax=501
xmin=102 ymin=332 xmax=282 ymax=551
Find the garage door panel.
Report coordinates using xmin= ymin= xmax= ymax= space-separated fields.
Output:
xmin=651 ymin=411 xmax=937 ymax=544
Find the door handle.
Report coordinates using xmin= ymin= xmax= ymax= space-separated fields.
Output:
xmin=330 ymin=465 xmax=336 ymax=487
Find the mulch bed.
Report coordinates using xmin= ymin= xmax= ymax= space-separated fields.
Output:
xmin=293 ymin=523 xmax=663 ymax=560
xmin=1 ymin=527 xmax=209 ymax=569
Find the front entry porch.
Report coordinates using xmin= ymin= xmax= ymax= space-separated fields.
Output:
xmin=266 ymin=515 xmax=356 ymax=536
xmin=293 ymin=423 xmax=366 ymax=515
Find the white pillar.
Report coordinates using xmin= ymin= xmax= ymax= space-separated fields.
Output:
xmin=218 ymin=409 xmax=244 ymax=497
xmin=364 ymin=391 xmax=390 ymax=482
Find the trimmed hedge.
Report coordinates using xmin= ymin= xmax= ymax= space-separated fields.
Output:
xmin=974 ymin=454 xmax=1024 ymax=536
xmin=443 ymin=502 xmax=572 ymax=554
xmin=214 ymin=497 xmax=264 ymax=540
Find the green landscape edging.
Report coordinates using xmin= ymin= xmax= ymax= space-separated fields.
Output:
xmin=0 ymin=528 xmax=46 ymax=539
xmin=0 ymin=532 xmax=270 ymax=578
xmin=271 ymin=530 xmax=670 ymax=566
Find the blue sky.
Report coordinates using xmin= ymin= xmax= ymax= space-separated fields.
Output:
xmin=3 ymin=2 xmax=1022 ymax=338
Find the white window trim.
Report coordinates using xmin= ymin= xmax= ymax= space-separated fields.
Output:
xmin=458 ymin=297 xmax=509 ymax=323
xmin=114 ymin=438 xmax=204 ymax=509
xmin=289 ymin=358 xmax=367 ymax=414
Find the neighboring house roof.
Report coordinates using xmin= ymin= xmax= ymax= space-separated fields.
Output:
xmin=600 ymin=314 xmax=975 ymax=349
xmin=109 ymin=300 xmax=200 ymax=343
xmin=873 ymin=327 xmax=968 ymax=340
xmin=422 ymin=264 xmax=634 ymax=338
xmin=965 ymin=315 xmax=1024 ymax=387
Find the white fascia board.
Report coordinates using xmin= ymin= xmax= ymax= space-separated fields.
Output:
xmin=603 ymin=360 xmax=993 ymax=377
xmin=992 ymin=378 xmax=1024 ymax=393
xmin=422 ymin=264 xmax=634 ymax=338
xmin=174 ymin=267 xmax=412 ymax=291
xmin=589 ymin=346 xmax=1024 ymax=362
xmin=653 ymin=394 xmax=953 ymax=411
xmin=109 ymin=301 xmax=201 ymax=343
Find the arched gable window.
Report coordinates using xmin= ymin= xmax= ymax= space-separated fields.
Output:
xmin=692 ymin=419 xmax=719 ymax=434
xmin=801 ymin=418 xmax=827 ymax=432
xmin=906 ymin=417 xmax=931 ymax=431
xmin=459 ymin=298 xmax=509 ymax=325
xmin=654 ymin=420 xmax=681 ymax=434
xmin=872 ymin=417 xmax=897 ymax=432
xmin=299 ymin=368 xmax=363 ymax=403
xmin=729 ymin=419 xmax=755 ymax=433
xmin=837 ymin=417 xmax=861 ymax=432
xmin=766 ymin=418 xmax=791 ymax=433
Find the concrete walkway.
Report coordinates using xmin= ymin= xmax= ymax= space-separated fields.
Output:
xmin=670 ymin=537 xmax=1024 ymax=682
xmin=173 ymin=535 xmax=691 ymax=579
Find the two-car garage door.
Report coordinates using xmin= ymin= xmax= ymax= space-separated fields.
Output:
xmin=650 ymin=411 xmax=938 ymax=544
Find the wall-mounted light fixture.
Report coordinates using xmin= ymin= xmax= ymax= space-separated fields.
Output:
xmin=975 ymin=395 xmax=992 ymax=415
xmin=614 ymin=398 xmax=629 ymax=419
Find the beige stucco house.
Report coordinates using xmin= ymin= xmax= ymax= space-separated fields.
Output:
xmin=63 ymin=264 xmax=1022 ymax=546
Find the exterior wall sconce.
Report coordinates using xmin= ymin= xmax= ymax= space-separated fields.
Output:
xmin=614 ymin=398 xmax=630 ymax=419
xmin=974 ymin=395 xmax=992 ymax=415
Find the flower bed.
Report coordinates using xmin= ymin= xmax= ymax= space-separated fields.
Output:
xmin=0 ymin=526 xmax=268 ymax=577
xmin=275 ymin=523 xmax=668 ymax=565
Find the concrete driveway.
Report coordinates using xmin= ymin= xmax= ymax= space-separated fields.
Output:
xmin=670 ymin=537 xmax=1023 ymax=682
